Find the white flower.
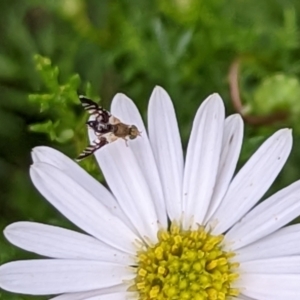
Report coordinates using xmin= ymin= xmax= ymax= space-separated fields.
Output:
xmin=1 ymin=86 xmax=300 ymax=300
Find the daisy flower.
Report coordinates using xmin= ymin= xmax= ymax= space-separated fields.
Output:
xmin=1 ymin=86 xmax=300 ymax=300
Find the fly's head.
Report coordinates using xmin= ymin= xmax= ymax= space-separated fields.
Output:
xmin=128 ymin=125 xmax=141 ymax=140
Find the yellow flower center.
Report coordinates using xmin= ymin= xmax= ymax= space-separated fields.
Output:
xmin=131 ymin=223 xmax=240 ymax=300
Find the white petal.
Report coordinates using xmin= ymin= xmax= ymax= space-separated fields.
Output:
xmin=240 ymin=256 xmax=300 ymax=274
xmin=4 ymin=222 xmax=134 ymax=264
xmin=183 ymin=94 xmax=225 ymax=228
xmin=236 ymin=224 xmax=300 ymax=262
xmin=110 ymin=93 xmax=167 ymax=227
xmin=50 ymin=284 xmax=129 ymax=300
xmin=148 ymin=86 xmax=184 ymax=221
xmin=225 ymin=180 xmax=300 ymax=250
xmin=209 ymin=129 xmax=292 ymax=234
xmin=236 ymin=273 xmax=300 ymax=300
xmin=204 ymin=114 xmax=244 ymax=222
xmin=0 ymin=260 xmax=134 ymax=295
xmin=91 ymin=137 xmax=159 ymax=244
xmin=30 ymin=162 xmax=140 ymax=254
xmin=236 ymin=295 xmax=256 ymax=300
xmin=32 ymin=146 xmax=132 ymax=229
xmin=85 ymin=292 xmax=136 ymax=300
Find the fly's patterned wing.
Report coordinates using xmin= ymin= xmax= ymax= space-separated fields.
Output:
xmin=76 ymin=136 xmax=109 ymax=161
xmin=86 ymin=120 xmax=113 ymax=135
xmin=79 ymin=96 xmax=111 ymax=124
xmin=77 ymin=96 xmax=115 ymax=160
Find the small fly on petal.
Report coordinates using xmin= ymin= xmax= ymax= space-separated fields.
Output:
xmin=77 ymin=96 xmax=141 ymax=160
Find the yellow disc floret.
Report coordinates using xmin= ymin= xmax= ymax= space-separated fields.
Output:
xmin=132 ymin=223 xmax=239 ymax=300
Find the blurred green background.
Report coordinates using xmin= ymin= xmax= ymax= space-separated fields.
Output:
xmin=1 ymin=0 xmax=300 ymax=299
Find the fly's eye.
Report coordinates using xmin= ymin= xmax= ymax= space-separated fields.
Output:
xmin=129 ymin=129 xmax=137 ymax=139
xmin=129 ymin=125 xmax=139 ymax=139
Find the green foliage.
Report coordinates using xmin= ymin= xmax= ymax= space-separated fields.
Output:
xmin=27 ymin=54 xmax=101 ymax=179
xmin=28 ymin=54 xmax=79 ymax=143
xmin=252 ymin=74 xmax=300 ymax=119
xmin=2 ymin=0 xmax=300 ymax=299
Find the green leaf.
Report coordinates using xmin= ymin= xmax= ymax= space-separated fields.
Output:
xmin=28 ymin=55 xmax=82 ymax=143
